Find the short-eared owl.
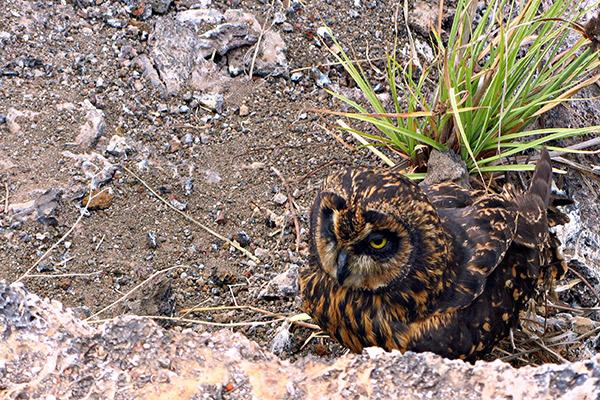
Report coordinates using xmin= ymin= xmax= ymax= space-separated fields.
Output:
xmin=300 ymin=149 xmax=566 ymax=360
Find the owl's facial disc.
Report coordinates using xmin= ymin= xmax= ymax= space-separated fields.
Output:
xmin=315 ymin=192 xmax=412 ymax=290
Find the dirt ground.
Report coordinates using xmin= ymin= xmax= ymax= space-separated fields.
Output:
xmin=1 ymin=0 xmax=600 ymax=365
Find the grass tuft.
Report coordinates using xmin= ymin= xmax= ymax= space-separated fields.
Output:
xmin=324 ymin=0 xmax=600 ymax=174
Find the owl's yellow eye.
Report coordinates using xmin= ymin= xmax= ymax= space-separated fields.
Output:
xmin=369 ymin=237 xmax=388 ymax=249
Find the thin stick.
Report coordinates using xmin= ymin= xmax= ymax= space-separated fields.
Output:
xmin=567 ymin=266 xmax=600 ymax=305
xmin=123 ymin=166 xmax=259 ymax=263
xmin=86 ymin=265 xmax=186 ymax=321
xmin=94 ymin=235 xmax=105 ymax=251
xmin=296 ymin=160 xmax=341 ymax=184
xmin=228 ymin=285 xmax=239 ymax=307
xmin=181 ymin=304 xmax=321 ymax=330
xmin=88 ymin=314 xmax=287 ymax=328
xmin=271 ymin=167 xmax=302 ymax=253
xmin=14 ymin=187 xmax=104 ymax=282
xmin=249 ymin=0 xmax=275 ymax=78
xmin=535 ymin=339 xmax=568 ymax=363
xmin=337 ymin=120 xmax=396 ymax=166
xmin=3 ymin=182 xmax=8 ymax=213
xmin=25 ymin=271 xmax=102 ymax=278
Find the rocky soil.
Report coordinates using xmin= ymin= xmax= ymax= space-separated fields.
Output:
xmin=3 ymin=281 xmax=600 ymax=399
xmin=1 ymin=0 xmax=600 ymax=386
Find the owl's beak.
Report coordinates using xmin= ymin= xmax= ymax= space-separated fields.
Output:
xmin=336 ymin=249 xmax=350 ymax=285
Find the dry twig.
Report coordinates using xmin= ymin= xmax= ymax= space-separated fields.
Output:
xmin=123 ymin=166 xmax=259 ymax=263
xmin=14 ymin=186 xmax=106 ymax=282
xmin=271 ymin=167 xmax=302 ymax=253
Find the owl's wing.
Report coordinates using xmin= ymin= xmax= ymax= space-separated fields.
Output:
xmin=421 ymin=182 xmax=484 ymax=209
xmin=434 ymin=195 xmax=520 ymax=312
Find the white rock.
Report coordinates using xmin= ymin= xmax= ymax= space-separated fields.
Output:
xmin=75 ymin=100 xmax=106 ymax=149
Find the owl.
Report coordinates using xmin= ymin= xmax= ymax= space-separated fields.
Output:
xmin=300 ymin=149 xmax=566 ymax=360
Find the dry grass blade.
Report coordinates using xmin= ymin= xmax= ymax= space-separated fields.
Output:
xmin=123 ymin=166 xmax=259 ymax=263
xmin=14 ymin=186 xmax=107 ymax=283
xmin=24 ymin=272 xmax=102 ymax=278
xmin=88 ymin=315 xmax=287 ymax=328
xmin=3 ymin=181 xmax=8 ymax=214
xmin=567 ymin=266 xmax=600 ymax=306
xmin=180 ymin=304 xmax=321 ymax=330
xmin=271 ymin=167 xmax=302 ymax=253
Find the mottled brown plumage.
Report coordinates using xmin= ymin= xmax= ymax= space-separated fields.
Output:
xmin=300 ymin=149 xmax=566 ymax=360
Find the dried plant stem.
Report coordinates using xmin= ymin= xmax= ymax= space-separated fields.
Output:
xmin=25 ymin=272 xmax=102 ymax=278
xmin=271 ymin=167 xmax=302 ymax=252
xmin=123 ymin=166 xmax=259 ymax=263
xmin=181 ymin=304 xmax=321 ymax=330
xmin=3 ymin=181 xmax=8 ymax=213
xmin=89 ymin=315 xmax=287 ymax=328
xmin=14 ymin=187 xmax=106 ymax=283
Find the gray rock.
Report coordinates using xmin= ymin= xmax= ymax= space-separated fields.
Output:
xmin=0 ymin=114 xmax=5 ymax=124
xmin=5 ymin=108 xmax=39 ymax=135
xmin=106 ymin=18 xmax=127 ymax=28
xmin=8 ymin=188 xmax=63 ymax=226
xmin=258 ymin=264 xmax=299 ymax=299
xmin=106 ymin=135 xmax=134 ymax=157
xmin=273 ymin=192 xmax=287 ymax=205
xmin=409 ymin=0 xmax=439 ymax=36
xmin=197 ymin=93 xmax=224 ymax=113
xmin=147 ymin=18 xmax=233 ymax=96
xmin=135 ymin=54 xmax=165 ymax=93
xmin=122 ymin=0 xmax=153 ymax=19
xmin=76 ymin=100 xmax=106 ymax=149
xmin=273 ymin=11 xmax=286 ymax=24
xmin=204 ymin=169 xmax=222 ymax=184
xmin=197 ymin=23 xmax=258 ymax=58
xmin=3 ymin=278 xmax=600 ymax=399
xmin=170 ymin=199 xmax=188 ymax=211
xmin=184 ymin=178 xmax=194 ymax=195
xmin=148 ymin=18 xmax=203 ymax=95
xmin=251 ymin=30 xmax=288 ymax=77
xmin=420 ymin=149 xmax=470 ymax=188
xmin=236 ymin=231 xmax=251 ymax=247
xmin=183 ymin=133 xmax=194 ymax=145
xmin=312 ymin=67 xmax=331 ymax=88
xmin=176 ymin=8 xmax=224 ymax=24
xmin=290 ymin=71 xmax=304 ymax=82
xmin=150 ymin=0 xmax=172 ymax=14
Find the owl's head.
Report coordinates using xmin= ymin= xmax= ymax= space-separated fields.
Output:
xmin=310 ymin=167 xmax=448 ymax=292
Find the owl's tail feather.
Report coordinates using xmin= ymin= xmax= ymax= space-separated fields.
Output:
xmin=528 ymin=147 xmax=552 ymax=208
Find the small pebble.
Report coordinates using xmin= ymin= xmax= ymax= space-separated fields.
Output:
xmin=215 ymin=210 xmax=227 ymax=225
xmin=273 ymin=11 xmax=286 ymax=24
xmin=184 ymin=178 xmax=194 ymax=196
xmin=290 ymin=72 xmax=304 ymax=82
xmin=239 ymin=104 xmax=249 ymax=117
xmin=183 ymin=133 xmax=194 ymax=145
xmin=254 ymin=247 xmax=269 ymax=258
xmin=147 ymin=232 xmax=158 ymax=249
xmin=36 ymin=263 xmax=54 ymax=273
xmin=236 ymin=231 xmax=251 ymax=247
xmin=273 ymin=193 xmax=287 ymax=205
xmin=170 ymin=199 xmax=188 ymax=211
